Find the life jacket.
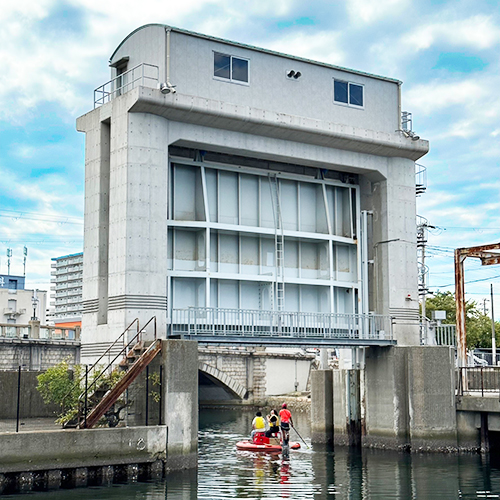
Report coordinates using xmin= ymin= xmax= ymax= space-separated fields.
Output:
xmin=254 ymin=416 xmax=265 ymax=429
xmin=269 ymin=414 xmax=280 ymax=427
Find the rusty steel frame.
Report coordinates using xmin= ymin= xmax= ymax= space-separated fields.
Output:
xmin=455 ymin=243 xmax=500 ymax=367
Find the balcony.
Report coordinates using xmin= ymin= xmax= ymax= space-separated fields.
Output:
xmin=94 ymin=63 xmax=159 ymax=108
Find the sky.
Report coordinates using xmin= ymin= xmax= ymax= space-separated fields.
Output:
xmin=1 ymin=0 xmax=499 ymax=315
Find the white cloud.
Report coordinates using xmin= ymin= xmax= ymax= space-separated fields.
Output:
xmin=402 ymin=15 xmax=500 ymax=52
xmin=265 ymin=30 xmax=345 ymax=66
xmin=347 ymin=0 xmax=410 ymax=24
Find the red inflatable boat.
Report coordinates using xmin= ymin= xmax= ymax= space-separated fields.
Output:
xmin=236 ymin=433 xmax=300 ymax=452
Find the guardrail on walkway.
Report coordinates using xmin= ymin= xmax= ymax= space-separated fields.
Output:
xmin=0 ymin=322 xmax=80 ymax=341
xmin=457 ymin=367 xmax=500 ymax=399
xmin=171 ymin=307 xmax=393 ymax=343
xmin=94 ymin=63 xmax=159 ymax=108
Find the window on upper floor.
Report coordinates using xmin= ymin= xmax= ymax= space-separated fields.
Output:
xmin=214 ymin=52 xmax=249 ymax=84
xmin=333 ymin=79 xmax=364 ymax=108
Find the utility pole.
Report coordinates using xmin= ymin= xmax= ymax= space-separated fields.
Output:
xmin=491 ymin=284 xmax=496 ymax=366
xmin=417 ymin=217 xmax=435 ymax=344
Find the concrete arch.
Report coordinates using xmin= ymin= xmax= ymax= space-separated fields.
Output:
xmin=199 ymin=362 xmax=247 ymax=400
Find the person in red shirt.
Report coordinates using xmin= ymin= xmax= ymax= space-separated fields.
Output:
xmin=279 ymin=403 xmax=294 ymax=444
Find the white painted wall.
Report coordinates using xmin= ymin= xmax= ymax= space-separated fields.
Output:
xmin=264 ymin=357 xmax=311 ymax=395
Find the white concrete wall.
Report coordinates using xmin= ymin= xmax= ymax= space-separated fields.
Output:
xmin=264 ymin=357 xmax=311 ymax=395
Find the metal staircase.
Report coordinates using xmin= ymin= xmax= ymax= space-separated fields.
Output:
xmin=269 ymin=175 xmax=285 ymax=312
xmin=63 ymin=317 xmax=161 ymax=429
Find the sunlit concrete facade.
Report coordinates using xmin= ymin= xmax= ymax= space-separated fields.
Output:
xmin=77 ymin=24 xmax=428 ymax=349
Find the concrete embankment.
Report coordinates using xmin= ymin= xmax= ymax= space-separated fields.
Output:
xmin=0 ymin=426 xmax=166 ymax=494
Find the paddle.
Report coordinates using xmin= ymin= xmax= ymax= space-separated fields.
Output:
xmin=291 ymin=424 xmax=309 ymax=449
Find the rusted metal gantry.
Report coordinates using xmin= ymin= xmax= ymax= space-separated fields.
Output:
xmin=455 ymin=243 xmax=500 ymax=367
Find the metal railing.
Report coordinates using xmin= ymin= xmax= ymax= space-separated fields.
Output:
xmin=457 ymin=367 xmax=500 ymax=399
xmin=171 ymin=307 xmax=393 ymax=342
xmin=435 ymin=324 xmax=456 ymax=346
xmin=0 ymin=323 xmax=80 ymax=341
xmin=94 ymin=63 xmax=159 ymax=108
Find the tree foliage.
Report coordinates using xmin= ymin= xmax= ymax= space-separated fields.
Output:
xmin=36 ymin=359 xmax=81 ymax=412
xmin=423 ymin=291 xmax=500 ymax=349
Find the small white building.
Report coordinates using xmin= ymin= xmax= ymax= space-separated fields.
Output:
xmin=0 ymin=286 xmax=47 ymax=325
xmin=77 ymin=24 xmax=428 ymax=352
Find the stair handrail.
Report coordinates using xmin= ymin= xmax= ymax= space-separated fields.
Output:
xmin=60 ymin=318 xmax=139 ymax=411
xmin=78 ymin=316 xmax=157 ymax=407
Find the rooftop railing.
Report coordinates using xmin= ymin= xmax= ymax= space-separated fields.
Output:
xmin=170 ymin=307 xmax=393 ymax=344
xmin=94 ymin=63 xmax=159 ymax=108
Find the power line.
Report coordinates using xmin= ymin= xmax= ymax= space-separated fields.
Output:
xmin=430 ymin=274 xmax=500 ymax=288
xmin=0 ymin=210 xmax=83 ymax=225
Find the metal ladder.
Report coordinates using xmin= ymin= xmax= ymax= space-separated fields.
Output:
xmin=269 ymin=175 xmax=285 ymax=312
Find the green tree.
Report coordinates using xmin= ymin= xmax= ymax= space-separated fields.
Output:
xmin=36 ymin=359 xmax=81 ymax=413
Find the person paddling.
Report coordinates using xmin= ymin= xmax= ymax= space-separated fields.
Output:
xmin=279 ymin=403 xmax=294 ymax=444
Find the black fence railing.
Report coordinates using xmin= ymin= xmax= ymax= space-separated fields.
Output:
xmin=457 ymin=367 xmax=500 ymax=399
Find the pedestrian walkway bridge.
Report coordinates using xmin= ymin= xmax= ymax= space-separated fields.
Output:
xmin=169 ymin=307 xmax=395 ymax=347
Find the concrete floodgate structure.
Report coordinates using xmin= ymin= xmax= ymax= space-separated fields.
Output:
xmin=77 ymin=23 xmax=429 ymax=352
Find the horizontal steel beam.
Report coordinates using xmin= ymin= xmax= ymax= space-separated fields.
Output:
xmin=169 ymin=334 xmax=396 ymax=347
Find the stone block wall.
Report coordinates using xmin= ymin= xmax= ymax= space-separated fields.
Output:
xmin=0 ymin=339 xmax=80 ymax=371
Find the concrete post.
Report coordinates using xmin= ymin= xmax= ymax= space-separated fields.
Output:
xmin=161 ymin=339 xmax=198 ymax=471
xmin=347 ymin=369 xmax=361 ymax=448
xmin=29 ymin=320 xmax=40 ymax=339
xmin=311 ymin=369 xmax=334 ymax=444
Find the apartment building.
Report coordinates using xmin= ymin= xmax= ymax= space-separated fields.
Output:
xmin=50 ymin=252 xmax=83 ymax=327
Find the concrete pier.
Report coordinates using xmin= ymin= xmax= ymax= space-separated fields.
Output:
xmin=310 ymin=370 xmax=333 ymax=444
xmin=312 ymin=346 xmax=460 ymax=452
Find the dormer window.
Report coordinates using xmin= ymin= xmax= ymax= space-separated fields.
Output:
xmin=334 ymin=79 xmax=364 ymax=108
xmin=214 ymin=52 xmax=249 ymax=84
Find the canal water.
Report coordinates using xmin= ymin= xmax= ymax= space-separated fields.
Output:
xmin=5 ymin=408 xmax=500 ymax=499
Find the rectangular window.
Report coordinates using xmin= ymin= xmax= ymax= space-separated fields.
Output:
xmin=333 ymin=79 xmax=364 ymax=108
xmin=214 ymin=52 xmax=249 ymax=84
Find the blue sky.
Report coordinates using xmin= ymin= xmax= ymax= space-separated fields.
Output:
xmin=1 ymin=0 xmax=499 ymax=314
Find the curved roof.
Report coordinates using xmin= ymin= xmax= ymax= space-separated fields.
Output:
xmin=110 ymin=23 xmax=401 ymax=85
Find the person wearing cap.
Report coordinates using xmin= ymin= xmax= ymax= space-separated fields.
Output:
xmin=279 ymin=403 xmax=294 ymax=444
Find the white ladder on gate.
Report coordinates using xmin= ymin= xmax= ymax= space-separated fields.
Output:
xmin=269 ymin=174 xmax=285 ymax=313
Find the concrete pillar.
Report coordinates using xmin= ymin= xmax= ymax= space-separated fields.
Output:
xmin=363 ymin=346 xmax=410 ymax=449
xmin=29 ymin=320 xmax=40 ymax=339
xmin=407 ymin=346 xmax=457 ymax=450
xmin=162 ymin=339 xmax=198 ymax=471
xmin=347 ymin=369 xmax=361 ymax=448
xmin=311 ymin=369 xmax=334 ymax=444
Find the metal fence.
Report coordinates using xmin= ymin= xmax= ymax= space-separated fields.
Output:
xmin=94 ymin=63 xmax=159 ymax=108
xmin=457 ymin=367 xmax=500 ymax=398
xmin=170 ymin=307 xmax=393 ymax=343
xmin=434 ymin=324 xmax=456 ymax=346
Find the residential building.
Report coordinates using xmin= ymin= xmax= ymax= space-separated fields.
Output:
xmin=77 ymin=24 xmax=428 ymax=352
xmin=0 ymin=285 xmax=47 ymax=325
xmin=50 ymin=252 xmax=83 ymax=327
